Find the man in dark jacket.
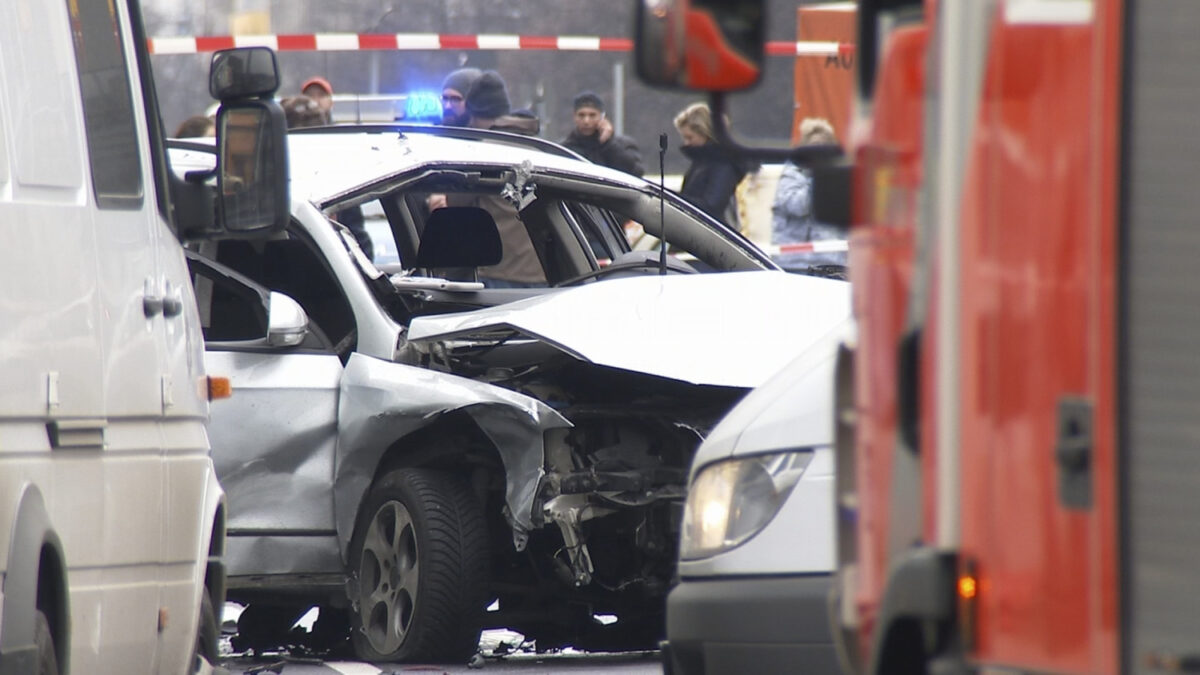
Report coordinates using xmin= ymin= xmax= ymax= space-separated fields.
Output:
xmin=561 ymin=91 xmax=644 ymax=177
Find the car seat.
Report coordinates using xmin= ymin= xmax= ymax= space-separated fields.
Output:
xmin=415 ymin=206 xmax=503 ymax=281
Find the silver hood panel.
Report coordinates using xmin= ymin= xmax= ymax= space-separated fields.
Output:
xmin=406 ymin=271 xmax=850 ymax=389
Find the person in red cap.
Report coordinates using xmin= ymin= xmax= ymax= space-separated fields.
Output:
xmin=301 ymin=76 xmax=334 ymax=124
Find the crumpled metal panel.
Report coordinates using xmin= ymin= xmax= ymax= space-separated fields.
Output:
xmin=333 ymin=352 xmax=572 ymax=561
xmin=406 ymin=271 xmax=851 ymax=389
xmin=206 ymin=350 xmax=341 ymax=535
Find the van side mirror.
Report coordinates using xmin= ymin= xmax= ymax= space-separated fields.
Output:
xmin=633 ymin=0 xmax=839 ymax=165
xmin=634 ymin=0 xmax=765 ymax=91
xmin=812 ymin=162 xmax=853 ymax=228
xmin=175 ymin=47 xmax=289 ymax=241
xmin=634 ymin=0 xmax=688 ymax=86
xmin=212 ymin=47 xmax=288 ymax=235
xmin=216 ymin=102 xmax=288 ymax=233
xmin=210 ymin=47 xmax=279 ymax=100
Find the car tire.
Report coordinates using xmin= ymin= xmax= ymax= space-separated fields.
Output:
xmin=349 ymin=468 xmax=488 ymax=663
xmin=35 ymin=609 xmax=59 ymax=675
xmin=192 ymin=591 xmax=219 ymax=672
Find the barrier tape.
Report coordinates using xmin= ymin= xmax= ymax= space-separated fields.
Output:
xmin=148 ymin=34 xmax=853 ymax=57
xmin=762 ymin=240 xmax=850 ymax=255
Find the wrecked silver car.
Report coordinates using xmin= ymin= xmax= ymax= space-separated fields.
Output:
xmin=176 ymin=126 xmax=850 ymax=662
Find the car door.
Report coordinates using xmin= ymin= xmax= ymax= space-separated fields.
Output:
xmin=188 ymin=254 xmax=343 ymax=575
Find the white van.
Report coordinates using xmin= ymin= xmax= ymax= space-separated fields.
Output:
xmin=663 ymin=319 xmax=848 ymax=675
xmin=0 ymin=0 xmax=288 ymax=672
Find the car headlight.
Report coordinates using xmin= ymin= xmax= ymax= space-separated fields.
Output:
xmin=680 ymin=451 xmax=814 ymax=560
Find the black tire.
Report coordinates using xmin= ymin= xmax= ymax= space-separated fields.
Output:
xmin=349 ymin=468 xmax=488 ymax=663
xmin=192 ymin=591 xmax=219 ymax=672
xmin=35 ymin=609 xmax=58 ymax=675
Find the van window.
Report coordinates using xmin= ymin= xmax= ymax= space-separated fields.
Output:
xmin=67 ymin=0 xmax=143 ymax=209
xmin=0 ymin=1 xmax=83 ymax=191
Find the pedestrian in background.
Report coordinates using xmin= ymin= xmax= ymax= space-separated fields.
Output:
xmin=281 ymin=95 xmax=326 ymax=129
xmin=462 ymin=70 xmax=543 ymax=137
xmin=443 ymin=70 xmax=546 ymax=288
xmin=561 ymin=91 xmax=644 ymax=177
xmin=494 ymin=107 xmax=541 ymax=136
xmin=301 ymin=76 xmax=334 ymax=124
xmin=770 ymin=117 xmax=846 ymax=269
xmin=173 ymin=114 xmax=214 ymax=138
xmin=673 ymin=101 xmax=750 ymax=228
xmin=282 ymin=95 xmax=374 ymax=261
xmin=463 ymin=70 xmax=512 ymax=129
xmin=440 ymin=68 xmax=482 ymax=126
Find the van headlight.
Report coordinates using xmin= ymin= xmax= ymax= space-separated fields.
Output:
xmin=680 ymin=451 xmax=813 ymax=560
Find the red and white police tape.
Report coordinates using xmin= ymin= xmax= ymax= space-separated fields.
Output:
xmin=148 ymin=34 xmax=853 ymax=57
xmin=761 ymin=239 xmax=850 ymax=256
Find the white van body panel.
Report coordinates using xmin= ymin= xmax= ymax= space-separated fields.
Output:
xmin=0 ymin=0 xmax=221 ymax=672
xmin=677 ymin=323 xmax=845 ymax=577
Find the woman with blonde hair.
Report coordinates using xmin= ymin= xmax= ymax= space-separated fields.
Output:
xmin=673 ymin=102 xmax=751 ymax=227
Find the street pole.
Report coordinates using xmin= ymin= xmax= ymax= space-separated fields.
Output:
xmin=613 ymin=61 xmax=625 ymax=136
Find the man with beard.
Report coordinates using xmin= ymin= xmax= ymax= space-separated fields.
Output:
xmin=440 ymin=68 xmax=482 ymax=126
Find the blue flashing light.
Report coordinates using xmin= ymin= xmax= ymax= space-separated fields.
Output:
xmin=405 ymin=91 xmax=442 ymax=122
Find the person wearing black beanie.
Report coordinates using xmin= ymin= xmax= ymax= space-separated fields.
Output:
xmin=443 ymin=70 xmax=545 ymax=287
xmin=465 ymin=70 xmax=512 ymax=126
xmin=561 ymin=90 xmax=645 ymax=177
xmin=440 ymin=67 xmax=482 ymax=126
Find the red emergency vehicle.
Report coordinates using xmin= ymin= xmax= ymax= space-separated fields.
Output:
xmin=637 ymin=0 xmax=1200 ymax=673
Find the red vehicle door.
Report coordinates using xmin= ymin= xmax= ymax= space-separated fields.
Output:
xmin=955 ymin=2 xmax=1120 ymax=671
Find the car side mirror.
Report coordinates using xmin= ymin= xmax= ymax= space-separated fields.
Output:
xmin=266 ymin=292 xmax=309 ymax=347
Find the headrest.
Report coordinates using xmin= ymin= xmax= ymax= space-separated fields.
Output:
xmin=416 ymin=206 xmax=503 ymax=269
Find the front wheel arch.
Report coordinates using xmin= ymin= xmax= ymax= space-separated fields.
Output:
xmin=1 ymin=485 xmax=69 ymax=674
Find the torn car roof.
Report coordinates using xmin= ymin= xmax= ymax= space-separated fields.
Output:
xmin=284 ymin=130 xmax=647 ymax=206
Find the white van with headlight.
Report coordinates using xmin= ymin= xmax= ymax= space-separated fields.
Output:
xmin=663 ymin=318 xmax=847 ymax=675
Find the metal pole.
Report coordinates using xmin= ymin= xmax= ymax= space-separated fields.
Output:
xmin=369 ymin=52 xmax=380 ymax=96
xmin=613 ymin=61 xmax=625 ymax=136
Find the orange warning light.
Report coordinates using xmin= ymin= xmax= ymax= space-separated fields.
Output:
xmin=208 ymin=376 xmax=233 ymax=401
xmin=958 ymin=575 xmax=978 ymax=600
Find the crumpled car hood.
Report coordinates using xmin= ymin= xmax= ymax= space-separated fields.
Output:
xmin=406 ymin=271 xmax=850 ymax=389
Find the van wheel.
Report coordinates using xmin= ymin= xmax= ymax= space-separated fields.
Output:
xmin=192 ymin=591 xmax=219 ymax=672
xmin=35 ymin=609 xmax=59 ymax=675
xmin=349 ymin=468 xmax=487 ymax=662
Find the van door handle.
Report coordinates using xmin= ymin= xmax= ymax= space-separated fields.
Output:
xmin=162 ymin=281 xmax=184 ymax=318
xmin=143 ymin=296 xmax=163 ymax=317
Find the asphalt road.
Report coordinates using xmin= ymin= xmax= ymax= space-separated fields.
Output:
xmin=218 ymin=650 xmax=664 ymax=675
xmin=219 ymin=607 xmax=664 ymax=675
